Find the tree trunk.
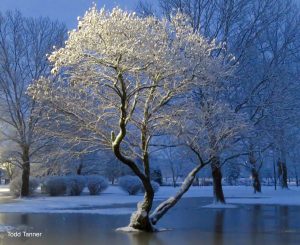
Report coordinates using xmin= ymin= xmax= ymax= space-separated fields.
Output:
xmin=77 ymin=161 xmax=83 ymax=175
xmin=293 ymin=166 xmax=298 ymax=187
xmin=21 ymin=146 xmax=30 ymax=197
xmin=194 ymin=176 xmax=199 ymax=186
xmin=211 ymin=156 xmax=225 ymax=204
xmin=171 ymin=171 xmax=176 ymax=187
xmin=128 ymin=181 xmax=154 ymax=232
xmin=150 ymin=163 xmax=204 ymax=225
xmin=251 ymin=168 xmax=261 ymax=193
xmin=111 ymin=100 xmax=155 ymax=231
xmin=249 ymin=149 xmax=262 ymax=193
xmin=278 ymin=160 xmax=288 ymax=189
xmin=273 ymin=158 xmax=277 ymax=190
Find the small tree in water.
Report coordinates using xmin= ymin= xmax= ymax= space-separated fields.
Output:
xmin=29 ymin=7 xmax=230 ymax=232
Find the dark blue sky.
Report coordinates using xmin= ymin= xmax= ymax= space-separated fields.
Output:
xmin=0 ymin=0 xmax=141 ymax=28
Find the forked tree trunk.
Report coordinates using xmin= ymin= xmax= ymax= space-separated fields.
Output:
xmin=112 ymin=76 xmax=205 ymax=232
xmin=112 ymin=106 xmax=157 ymax=231
xmin=21 ymin=146 xmax=30 ymax=197
xmin=278 ymin=160 xmax=288 ymax=189
xmin=128 ymin=182 xmax=154 ymax=232
xmin=211 ymin=156 xmax=225 ymax=204
xmin=150 ymin=163 xmax=205 ymax=225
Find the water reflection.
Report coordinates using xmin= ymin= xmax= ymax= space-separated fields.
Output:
xmin=126 ymin=232 xmax=165 ymax=245
xmin=249 ymin=205 xmax=260 ymax=244
xmin=20 ymin=214 xmax=28 ymax=226
xmin=279 ymin=206 xmax=289 ymax=230
xmin=277 ymin=206 xmax=292 ymax=245
xmin=0 ymin=198 xmax=299 ymax=245
xmin=213 ymin=210 xmax=224 ymax=245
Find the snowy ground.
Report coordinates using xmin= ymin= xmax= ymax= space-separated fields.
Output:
xmin=0 ymin=185 xmax=299 ymax=214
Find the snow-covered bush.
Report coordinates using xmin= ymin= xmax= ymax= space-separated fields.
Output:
xmin=118 ymin=176 xmax=142 ymax=195
xmin=9 ymin=177 xmax=39 ymax=197
xmin=44 ymin=176 xmax=67 ymax=196
xmin=87 ymin=175 xmax=108 ymax=195
xmin=140 ymin=181 xmax=160 ymax=193
xmin=66 ymin=176 xmax=86 ymax=196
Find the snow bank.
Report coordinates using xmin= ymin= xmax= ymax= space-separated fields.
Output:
xmin=116 ymin=227 xmax=143 ymax=233
xmin=0 ymin=225 xmax=15 ymax=232
xmin=158 ymin=185 xmax=300 ymax=207
xmin=202 ymin=203 xmax=237 ymax=209
xmin=0 ymin=185 xmax=298 ymax=214
xmin=0 ymin=186 xmax=10 ymax=193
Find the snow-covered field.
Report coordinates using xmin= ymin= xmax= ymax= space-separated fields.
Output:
xmin=0 ymin=185 xmax=299 ymax=214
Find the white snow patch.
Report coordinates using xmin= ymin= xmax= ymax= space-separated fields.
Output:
xmin=116 ymin=226 xmax=143 ymax=233
xmin=53 ymin=208 xmax=135 ymax=215
xmin=203 ymin=203 xmax=237 ymax=209
xmin=155 ymin=228 xmax=172 ymax=232
xmin=0 ymin=225 xmax=15 ymax=233
xmin=0 ymin=186 xmax=10 ymax=193
xmin=116 ymin=226 xmax=171 ymax=233
xmin=0 ymin=185 xmax=299 ymax=214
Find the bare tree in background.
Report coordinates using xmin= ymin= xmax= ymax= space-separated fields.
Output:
xmin=0 ymin=11 xmax=66 ymax=196
xmin=140 ymin=0 xmax=300 ymax=193
xmin=178 ymin=89 xmax=247 ymax=203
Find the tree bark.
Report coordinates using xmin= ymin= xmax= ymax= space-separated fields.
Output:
xmin=251 ymin=168 xmax=261 ymax=193
xmin=211 ymin=156 xmax=225 ymax=204
xmin=21 ymin=146 xmax=30 ymax=197
xmin=77 ymin=159 xmax=83 ymax=175
xmin=249 ymin=149 xmax=261 ymax=193
xmin=150 ymin=163 xmax=205 ymax=225
xmin=294 ymin=166 xmax=299 ymax=187
xmin=129 ymin=181 xmax=154 ymax=232
xmin=112 ymin=139 xmax=155 ymax=231
xmin=278 ymin=160 xmax=288 ymax=189
xmin=273 ymin=158 xmax=277 ymax=190
xmin=111 ymin=77 xmax=156 ymax=231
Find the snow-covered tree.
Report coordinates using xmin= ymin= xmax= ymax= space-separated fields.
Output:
xmin=28 ymin=7 xmax=228 ymax=231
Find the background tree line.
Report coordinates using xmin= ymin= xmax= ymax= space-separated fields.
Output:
xmin=0 ymin=0 xmax=298 ymax=232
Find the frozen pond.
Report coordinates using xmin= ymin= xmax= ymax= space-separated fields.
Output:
xmin=0 ymin=197 xmax=299 ymax=245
